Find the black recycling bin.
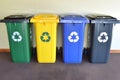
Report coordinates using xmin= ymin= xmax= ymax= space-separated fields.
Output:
xmin=87 ymin=15 xmax=118 ymax=63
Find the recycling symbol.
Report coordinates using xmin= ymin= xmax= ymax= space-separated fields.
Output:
xmin=12 ymin=31 xmax=22 ymax=42
xmin=98 ymin=32 xmax=108 ymax=43
xmin=68 ymin=31 xmax=79 ymax=43
xmin=40 ymin=32 xmax=51 ymax=42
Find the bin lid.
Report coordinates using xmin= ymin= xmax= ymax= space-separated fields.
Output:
xmin=87 ymin=15 xmax=118 ymax=23
xmin=1 ymin=15 xmax=32 ymax=23
xmin=30 ymin=14 xmax=59 ymax=23
xmin=60 ymin=15 xmax=89 ymax=23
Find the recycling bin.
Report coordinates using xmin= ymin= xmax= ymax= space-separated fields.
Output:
xmin=60 ymin=15 xmax=89 ymax=63
xmin=30 ymin=14 xmax=59 ymax=63
xmin=1 ymin=15 xmax=32 ymax=62
xmin=87 ymin=15 xmax=118 ymax=63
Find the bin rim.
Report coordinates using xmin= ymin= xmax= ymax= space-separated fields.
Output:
xmin=0 ymin=19 xmax=30 ymax=23
xmin=87 ymin=15 xmax=119 ymax=23
xmin=30 ymin=14 xmax=59 ymax=23
xmin=60 ymin=15 xmax=89 ymax=23
xmin=0 ymin=14 xmax=33 ymax=23
xmin=91 ymin=20 xmax=119 ymax=23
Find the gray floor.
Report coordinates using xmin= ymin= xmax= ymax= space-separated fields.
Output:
xmin=0 ymin=53 xmax=120 ymax=80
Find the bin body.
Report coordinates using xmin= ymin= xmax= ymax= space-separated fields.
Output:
xmin=88 ymin=16 xmax=117 ymax=63
xmin=4 ymin=15 xmax=32 ymax=62
xmin=31 ymin=14 xmax=59 ymax=63
xmin=60 ymin=15 xmax=89 ymax=63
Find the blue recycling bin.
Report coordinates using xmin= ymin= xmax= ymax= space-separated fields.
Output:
xmin=60 ymin=15 xmax=89 ymax=63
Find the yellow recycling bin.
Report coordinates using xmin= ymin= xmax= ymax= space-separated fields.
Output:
xmin=30 ymin=14 xmax=59 ymax=63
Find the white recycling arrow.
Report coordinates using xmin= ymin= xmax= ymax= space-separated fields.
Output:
xmin=97 ymin=32 xmax=108 ymax=43
xmin=12 ymin=31 xmax=22 ymax=42
xmin=68 ymin=31 xmax=79 ymax=43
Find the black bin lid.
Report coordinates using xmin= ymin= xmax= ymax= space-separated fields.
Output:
xmin=87 ymin=15 xmax=118 ymax=23
xmin=2 ymin=14 xmax=32 ymax=22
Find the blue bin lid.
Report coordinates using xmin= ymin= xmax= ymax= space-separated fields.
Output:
xmin=60 ymin=15 xmax=89 ymax=23
xmin=87 ymin=15 xmax=118 ymax=23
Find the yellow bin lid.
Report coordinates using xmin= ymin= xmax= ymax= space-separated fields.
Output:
xmin=30 ymin=14 xmax=59 ymax=23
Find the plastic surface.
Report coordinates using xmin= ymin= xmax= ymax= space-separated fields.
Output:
xmin=88 ymin=15 xmax=118 ymax=23
xmin=30 ymin=14 xmax=59 ymax=22
xmin=60 ymin=15 xmax=89 ymax=23
xmin=87 ymin=15 xmax=116 ymax=63
xmin=30 ymin=14 xmax=59 ymax=63
xmin=6 ymin=22 xmax=32 ymax=62
xmin=1 ymin=15 xmax=32 ymax=62
xmin=60 ymin=15 xmax=88 ymax=63
xmin=2 ymin=15 xmax=32 ymax=22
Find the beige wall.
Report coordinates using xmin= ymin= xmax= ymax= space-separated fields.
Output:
xmin=0 ymin=0 xmax=120 ymax=49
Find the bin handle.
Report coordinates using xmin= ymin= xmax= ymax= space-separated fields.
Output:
xmin=0 ymin=19 xmax=5 ymax=23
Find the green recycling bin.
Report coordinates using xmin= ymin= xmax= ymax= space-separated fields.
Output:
xmin=2 ymin=15 xmax=32 ymax=62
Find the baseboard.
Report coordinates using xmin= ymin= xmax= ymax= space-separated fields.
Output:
xmin=0 ymin=48 xmax=36 ymax=53
xmin=110 ymin=50 xmax=120 ymax=53
xmin=0 ymin=49 xmax=10 ymax=53
xmin=0 ymin=48 xmax=120 ymax=54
